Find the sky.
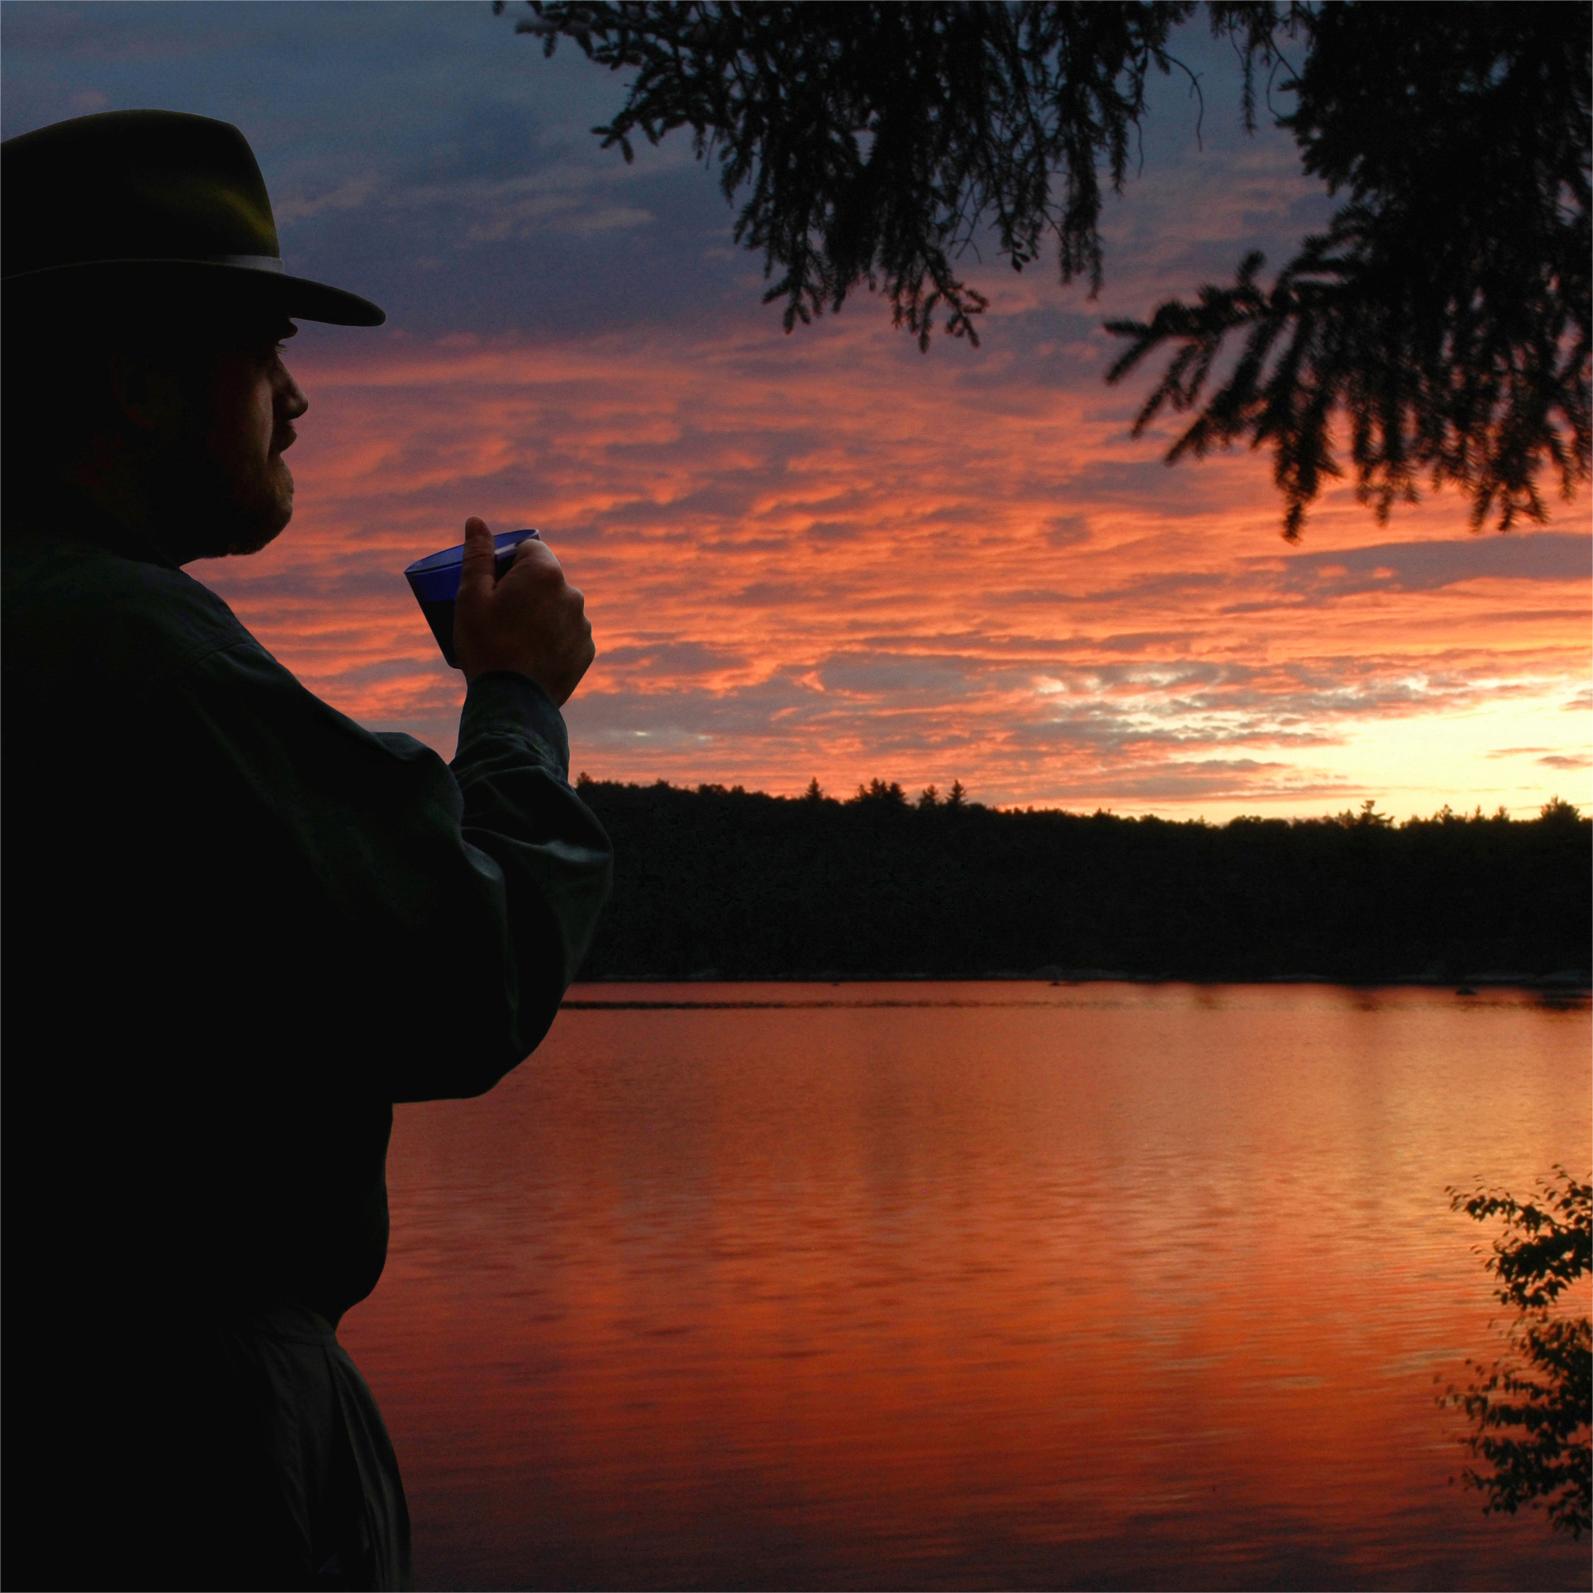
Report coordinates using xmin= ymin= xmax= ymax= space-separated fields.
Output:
xmin=4 ymin=0 xmax=1589 ymax=821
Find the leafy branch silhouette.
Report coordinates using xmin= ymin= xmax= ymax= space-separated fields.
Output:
xmin=1440 ymin=1166 xmax=1591 ymax=1540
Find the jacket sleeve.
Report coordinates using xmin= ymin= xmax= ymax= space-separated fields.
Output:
xmin=137 ymin=638 xmax=613 ymax=1104
xmin=429 ymin=668 xmax=615 ymax=1096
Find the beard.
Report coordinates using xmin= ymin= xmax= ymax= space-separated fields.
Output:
xmin=220 ymin=457 xmax=294 ymax=556
xmin=148 ymin=434 xmax=295 ymax=563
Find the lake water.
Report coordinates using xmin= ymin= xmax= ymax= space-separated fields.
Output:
xmin=340 ymin=982 xmax=1590 ymax=1590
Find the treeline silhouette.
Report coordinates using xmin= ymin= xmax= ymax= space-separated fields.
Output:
xmin=569 ymin=778 xmax=1591 ymax=984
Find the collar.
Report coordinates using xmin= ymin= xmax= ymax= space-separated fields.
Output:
xmin=5 ymin=483 xmax=183 ymax=570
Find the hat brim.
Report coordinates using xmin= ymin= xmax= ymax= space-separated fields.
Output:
xmin=3 ymin=257 xmax=385 ymax=326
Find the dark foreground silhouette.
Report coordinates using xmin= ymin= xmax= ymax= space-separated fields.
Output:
xmin=570 ymin=780 xmax=1591 ymax=984
xmin=1442 ymin=1169 xmax=1592 ymax=1540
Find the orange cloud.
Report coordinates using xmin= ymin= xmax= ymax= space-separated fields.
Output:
xmin=197 ymin=317 xmax=1591 ymax=820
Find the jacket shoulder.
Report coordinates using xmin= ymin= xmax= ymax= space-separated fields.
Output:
xmin=2 ymin=532 xmax=253 ymax=690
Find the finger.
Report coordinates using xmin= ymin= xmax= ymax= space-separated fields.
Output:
xmin=458 ymin=516 xmax=494 ymax=599
xmin=502 ymin=538 xmax=562 ymax=582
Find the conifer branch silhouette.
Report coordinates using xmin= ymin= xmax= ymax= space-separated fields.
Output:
xmin=497 ymin=1 xmax=1590 ymax=539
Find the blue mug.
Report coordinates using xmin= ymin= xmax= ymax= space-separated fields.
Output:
xmin=404 ymin=528 xmax=540 ymax=667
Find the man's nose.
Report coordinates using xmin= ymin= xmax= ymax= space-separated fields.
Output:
xmin=277 ymin=363 xmax=309 ymax=421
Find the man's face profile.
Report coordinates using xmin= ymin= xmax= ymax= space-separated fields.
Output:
xmin=177 ymin=308 xmax=310 ymax=558
xmin=213 ymin=314 xmax=309 ymax=555
xmin=86 ymin=297 xmax=312 ymax=561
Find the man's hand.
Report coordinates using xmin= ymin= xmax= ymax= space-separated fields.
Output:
xmin=453 ymin=516 xmax=595 ymax=705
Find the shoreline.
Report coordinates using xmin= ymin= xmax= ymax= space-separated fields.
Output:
xmin=574 ymin=969 xmax=1592 ymax=992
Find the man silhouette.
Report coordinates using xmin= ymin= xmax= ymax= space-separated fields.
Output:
xmin=1 ymin=111 xmax=612 ymax=1590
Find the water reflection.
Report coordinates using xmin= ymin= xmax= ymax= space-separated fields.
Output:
xmin=343 ymin=983 xmax=1591 ymax=1590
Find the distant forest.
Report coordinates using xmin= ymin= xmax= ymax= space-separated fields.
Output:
xmin=569 ymin=777 xmax=1591 ymax=985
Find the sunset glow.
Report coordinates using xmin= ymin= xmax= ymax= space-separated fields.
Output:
xmin=6 ymin=12 xmax=1587 ymax=1592
xmin=6 ymin=2 xmax=1589 ymax=820
xmin=202 ymin=315 xmax=1590 ymax=819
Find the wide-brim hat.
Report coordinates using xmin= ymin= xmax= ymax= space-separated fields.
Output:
xmin=1 ymin=109 xmax=384 ymax=326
